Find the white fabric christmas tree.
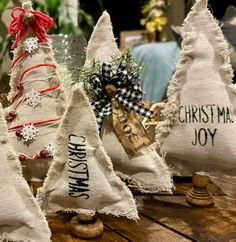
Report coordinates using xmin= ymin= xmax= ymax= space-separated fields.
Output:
xmin=37 ymin=86 xmax=139 ymax=221
xmin=6 ymin=1 xmax=66 ymax=181
xmin=84 ymin=11 xmax=173 ymax=193
xmin=0 ymin=103 xmax=51 ymax=242
xmin=156 ymin=0 xmax=236 ymax=176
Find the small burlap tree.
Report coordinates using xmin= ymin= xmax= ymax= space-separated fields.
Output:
xmin=0 ymin=103 xmax=51 ymax=242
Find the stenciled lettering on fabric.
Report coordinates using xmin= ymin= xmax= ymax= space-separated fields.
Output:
xmin=178 ymin=105 xmax=234 ymax=146
xmin=67 ymin=134 xmax=89 ymax=199
xmin=112 ymin=100 xmax=152 ymax=153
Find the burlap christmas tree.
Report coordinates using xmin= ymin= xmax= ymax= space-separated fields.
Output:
xmin=6 ymin=1 xmax=66 ymax=181
xmin=37 ymin=86 xmax=139 ymax=220
xmin=156 ymin=0 xmax=236 ymax=176
xmin=83 ymin=11 xmax=173 ymax=193
xmin=0 ymin=103 xmax=51 ymax=242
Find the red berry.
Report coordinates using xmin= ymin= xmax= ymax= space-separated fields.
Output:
xmin=39 ymin=149 xmax=48 ymax=158
xmin=17 ymin=83 xmax=23 ymax=91
xmin=15 ymin=130 xmax=22 ymax=137
xmin=19 ymin=154 xmax=26 ymax=161
xmin=9 ymin=111 xmax=16 ymax=117
xmin=6 ymin=116 xmax=13 ymax=122
xmin=6 ymin=111 xmax=16 ymax=122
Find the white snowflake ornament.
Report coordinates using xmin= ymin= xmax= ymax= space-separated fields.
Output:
xmin=44 ymin=143 xmax=56 ymax=157
xmin=20 ymin=124 xmax=38 ymax=141
xmin=23 ymin=37 xmax=39 ymax=53
xmin=26 ymin=89 xmax=41 ymax=108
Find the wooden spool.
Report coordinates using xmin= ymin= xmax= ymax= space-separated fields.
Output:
xmin=70 ymin=213 xmax=104 ymax=239
xmin=186 ymin=172 xmax=214 ymax=207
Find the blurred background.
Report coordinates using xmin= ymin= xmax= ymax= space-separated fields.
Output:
xmin=0 ymin=0 xmax=236 ymax=105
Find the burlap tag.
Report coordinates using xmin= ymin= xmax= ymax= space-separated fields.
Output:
xmin=0 ymin=104 xmax=51 ymax=242
xmin=37 ymin=87 xmax=138 ymax=220
xmin=111 ymin=99 xmax=152 ymax=154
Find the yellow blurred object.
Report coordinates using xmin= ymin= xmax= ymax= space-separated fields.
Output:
xmin=146 ymin=21 xmax=156 ymax=33
xmin=153 ymin=9 xmax=164 ymax=17
xmin=140 ymin=0 xmax=170 ymax=39
xmin=147 ymin=15 xmax=168 ymax=32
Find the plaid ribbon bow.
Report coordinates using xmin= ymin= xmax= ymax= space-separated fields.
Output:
xmin=91 ymin=60 xmax=153 ymax=132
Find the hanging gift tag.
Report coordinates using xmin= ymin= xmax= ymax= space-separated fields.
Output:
xmin=111 ymin=99 xmax=152 ymax=154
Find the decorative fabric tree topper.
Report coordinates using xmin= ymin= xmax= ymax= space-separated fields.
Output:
xmin=81 ymin=11 xmax=173 ymax=193
xmin=6 ymin=1 xmax=66 ymax=181
xmin=0 ymin=104 xmax=51 ymax=242
xmin=89 ymin=56 xmax=154 ymax=154
xmin=156 ymin=0 xmax=236 ymax=176
xmin=37 ymin=86 xmax=139 ymax=221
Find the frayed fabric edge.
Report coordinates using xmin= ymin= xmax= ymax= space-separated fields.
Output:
xmin=0 ymin=233 xmax=52 ymax=242
xmin=60 ymin=207 xmax=139 ymax=222
xmin=40 ymin=206 xmax=139 ymax=223
xmin=37 ymin=191 xmax=139 ymax=222
xmin=36 ymin=165 xmax=139 ymax=222
xmin=116 ymin=171 xmax=174 ymax=194
xmin=36 ymin=88 xmax=139 ymax=223
xmin=155 ymin=0 xmax=234 ymax=150
xmin=0 ymin=109 xmax=51 ymax=242
xmin=0 ymin=233 xmax=30 ymax=242
xmin=36 ymin=171 xmax=139 ymax=222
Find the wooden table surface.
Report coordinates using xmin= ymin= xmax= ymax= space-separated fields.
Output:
xmin=47 ymin=176 xmax=236 ymax=242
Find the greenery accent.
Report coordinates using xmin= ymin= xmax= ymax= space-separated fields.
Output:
xmin=74 ymin=50 xmax=145 ymax=102
xmin=0 ymin=0 xmax=14 ymax=94
xmin=34 ymin=0 xmax=94 ymax=36
xmin=0 ymin=0 xmax=94 ymax=94
xmin=0 ymin=0 xmax=8 ymax=15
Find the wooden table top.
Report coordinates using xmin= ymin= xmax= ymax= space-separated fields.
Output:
xmin=47 ymin=176 xmax=236 ymax=242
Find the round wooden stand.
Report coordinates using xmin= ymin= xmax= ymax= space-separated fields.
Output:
xmin=70 ymin=213 xmax=104 ymax=239
xmin=186 ymin=172 xmax=214 ymax=207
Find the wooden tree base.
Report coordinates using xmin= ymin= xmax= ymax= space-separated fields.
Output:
xmin=186 ymin=172 xmax=214 ymax=207
xmin=70 ymin=213 xmax=104 ymax=239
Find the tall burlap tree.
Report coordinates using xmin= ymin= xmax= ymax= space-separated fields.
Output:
xmin=6 ymin=0 xmax=66 ymax=181
xmin=83 ymin=11 xmax=173 ymax=193
xmin=156 ymin=0 xmax=236 ymax=176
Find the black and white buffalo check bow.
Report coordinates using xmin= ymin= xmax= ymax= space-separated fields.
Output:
xmin=90 ymin=60 xmax=153 ymax=132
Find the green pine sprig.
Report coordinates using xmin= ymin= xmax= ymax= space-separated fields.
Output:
xmin=74 ymin=49 xmax=145 ymax=101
